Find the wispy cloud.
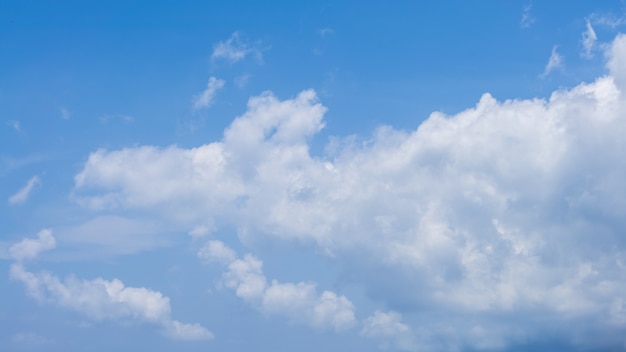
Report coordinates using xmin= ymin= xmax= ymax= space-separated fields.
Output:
xmin=8 ymin=176 xmax=41 ymax=206
xmin=211 ymin=31 xmax=263 ymax=64
xmin=540 ymin=45 xmax=563 ymax=78
xmin=581 ymin=19 xmax=598 ymax=59
xmin=318 ymin=27 xmax=334 ymax=37
xmin=60 ymin=107 xmax=71 ymax=120
xmin=193 ymin=76 xmax=225 ymax=110
xmin=99 ymin=114 xmax=134 ymax=124
xmin=7 ymin=120 xmax=21 ymax=132
xmin=520 ymin=3 xmax=535 ymax=28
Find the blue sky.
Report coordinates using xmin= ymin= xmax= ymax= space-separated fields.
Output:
xmin=3 ymin=1 xmax=626 ymax=351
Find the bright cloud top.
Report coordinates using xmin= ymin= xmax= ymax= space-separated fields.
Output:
xmin=69 ymin=35 xmax=626 ymax=350
xmin=9 ymin=230 xmax=213 ymax=341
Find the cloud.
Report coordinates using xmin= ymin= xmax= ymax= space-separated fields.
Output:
xmin=7 ymin=120 xmax=21 ymax=132
xmin=8 ymin=175 xmax=41 ymax=206
xmin=205 ymin=240 xmax=356 ymax=331
xmin=540 ymin=45 xmax=563 ymax=77
xmin=60 ymin=107 xmax=71 ymax=120
xmin=9 ymin=228 xmax=55 ymax=261
xmin=211 ymin=32 xmax=263 ymax=64
xmin=71 ymin=35 xmax=626 ymax=350
xmin=520 ymin=3 xmax=534 ymax=28
xmin=9 ymin=231 xmax=213 ymax=341
xmin=581 ymin=19 xmax=598 ymax=59
xmin=193 ymin=76 xmax=225 ymax=110
xmin=361 ymin=311 xmax=416 ymax=351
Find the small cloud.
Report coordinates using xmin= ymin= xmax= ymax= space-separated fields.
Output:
xmin=8 ymin=175 xmax=41 ymax=206
xmin=193 ymin=77 xmax=225 ymax=110
xmin=99 ymin=114 xmax=134 ymax=124
xmin=540 ymin=45 xmax=563 ymax=78
xmin=9 ymin=228 xmax=55 ymax=261
xmin=234 ymin=74 xmax=251 ymax=89
xmin=60 ymin=107 xmax=71 ymax=120
xmin=520 ymin=3 xmax=535 ymax=29
xmin=581 ymin=19 xmax=598 ymax=59
xmin=318 ymin=28 xmax=334 ymax=37
xmin=211 ymin=31 xmax=263 ymax=64
xmin=589 ymin=12 xmax=626 ymax=28
xmin=7 ymin=120 xmax=21 ymax=132
xmin=13 ymin=332 xmax=54 ymax=348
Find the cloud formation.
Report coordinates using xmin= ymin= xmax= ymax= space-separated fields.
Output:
xmin=70 ymin=35 xmax=626 ymax=350
xmin=202 ymin=240 xmax=356 ymax=331
xmin=9 ymin=230 xmax=213 ymax=341
xmin=581 ymin=19 xmax=598 ymax=58
xmin=8 ymin=175 xmax=41 ymax=205
xmin=541 ymin=45 xmax=563 ymax=77
xmin=193 ymin=76 xmax=225 ymax=110
xmin=211 ymin=32 xmax=263 ymax=63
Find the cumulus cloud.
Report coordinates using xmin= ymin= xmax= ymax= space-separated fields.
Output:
xmin=8 ymin=175 xmax=40 ymax=205
xmin=193 ymin=76 xmax=225 ymax=110
xmin=211 ymin=32 xmax=263 ymax=63
xmin=541 ymin=45 xmax=564 ymax=77
xmin=581 ymin=19 xmax=598 ymax=59
xmin=71 ymin=35 xmax=626 ymax=350
xmin=204 ymin=240 xmax=356 ymax=331
xmin=9 ymin=231 xmax=213 ymax=341
xmin=9 ymin=228 xmax=55 ymax=261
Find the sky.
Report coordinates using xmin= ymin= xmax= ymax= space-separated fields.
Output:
xmin=2 ymin=1 xmax=626 ymax=351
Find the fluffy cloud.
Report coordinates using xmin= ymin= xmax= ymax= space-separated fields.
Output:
xmin=9 ymin=231 xmax=213 ymax=341
xmin=9 ymin=228 xmax=55 ymax=261
xmin=204 ymin=240 xmax=356 ymax=331
xmin=211 ymin=32 xmax=263 ymax=63
xmin=8 ymin=175 xmax=40 ymax=205
xmin=72 ymin=35 xmax=626 ymax=350
xmin=193 ymin=76 xmax=225 ymax=110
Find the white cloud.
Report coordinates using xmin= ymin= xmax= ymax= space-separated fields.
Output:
xmin=207 ymin=240 xmax=356 ymax=331
xmin=361 ymin=311 xmax=415 ymax=351
xmin=8 ymin=175 xmax=41 ymax=205
xmin=541 ymin=45 xmax=564 ymax=77
xmin=71 ymin=35 xmax=626 ymax=350
xmin=9 ymin=231 xmax=213 ymax=341
xmin=198 ymin=240 xmax=237 ymax=264
xmin=193 ymin=76 xmax=225 ymax=110
xmin=581 ymin=19 xmax=598 ymax=59
xmin=520 ymin=3 xmax=534 ymax=28
xmin=211 ymin=32 xmax=263 ymax=64
xmin=9 ymin=228 xmax=55 ymax=261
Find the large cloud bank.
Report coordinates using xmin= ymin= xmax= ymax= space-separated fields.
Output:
xmin=69 ymin=35 xmax=626 ymax=350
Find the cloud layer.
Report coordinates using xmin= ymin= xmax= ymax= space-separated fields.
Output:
xmin=69 ymin=35 xmax=626 ymax=350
